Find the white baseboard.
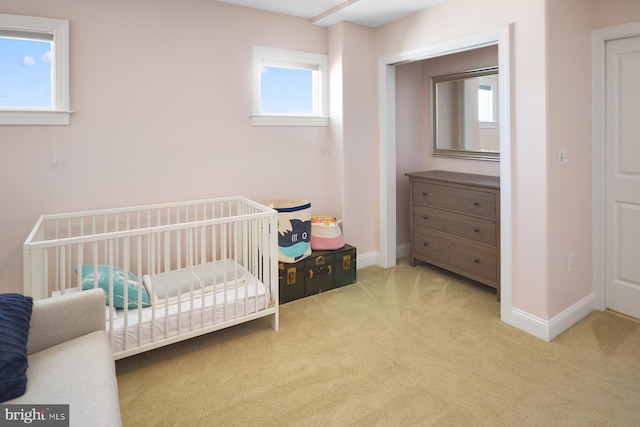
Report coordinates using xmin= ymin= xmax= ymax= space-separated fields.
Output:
xmin=356 ymin=251 xmax=378 ymax=269
xmin=396 ymin=243 xmax=410 ymax=259
xmin=548 ymin=293 xmax=597 ymax=340
xmin=505 ymin=293 xmax=596 ymax=341
xmin=356 ymin=244 xmax=409 ymax=270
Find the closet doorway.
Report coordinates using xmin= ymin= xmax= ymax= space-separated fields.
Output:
xmin=377 ymin=25 xmax=513 ymax=323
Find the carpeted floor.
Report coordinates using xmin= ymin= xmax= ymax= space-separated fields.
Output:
xmin=116 ymin=258 xmax=640 ymax=426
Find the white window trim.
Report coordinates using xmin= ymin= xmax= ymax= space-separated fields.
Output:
xmin=0 ymin=14 xmax=71 ymax=125
xmin=252 ymin=46 xmax=328 ymax=127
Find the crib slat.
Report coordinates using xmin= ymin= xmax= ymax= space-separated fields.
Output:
xmin=75 ymin=242 xmax=83 ymax=291
xmin=108 ymin=240 xmax=122 ymax=350
xmin=163 ymin=230 xmax=170 ymax=340
xmin=176 ymin=228 xmax=183 ymax=334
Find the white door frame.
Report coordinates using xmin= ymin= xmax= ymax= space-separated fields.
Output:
xmin=377 ymin=25 xmax=513 ymax=322
xmin=592 ymin=21 xmax=640 ymax=311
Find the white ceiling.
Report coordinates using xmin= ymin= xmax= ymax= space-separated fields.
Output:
xmin=216 ymin=0 xmax=447 ymax=28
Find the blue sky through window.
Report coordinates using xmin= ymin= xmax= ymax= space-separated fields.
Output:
xmin=0 ymin=37 xmax=52 ymax=108
xmin=260 ymin=66 xmax=313 ymax=114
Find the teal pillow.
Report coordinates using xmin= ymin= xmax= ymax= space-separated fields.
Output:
xmin=77 ymin=265 xmax=150 ymax=309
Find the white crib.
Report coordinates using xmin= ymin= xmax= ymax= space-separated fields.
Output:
xmin=23 ymin=196 xmax=279 ymax=359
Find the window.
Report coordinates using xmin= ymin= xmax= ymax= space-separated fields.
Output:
xmin=0 ymin=14 xmax=70 ymax=125
xmin=252 ymin=46 xmax=328 ymax=126
xmin=478 ymin=75 xmax=498 ymax=127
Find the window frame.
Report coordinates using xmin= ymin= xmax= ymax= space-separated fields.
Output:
xmin=0 ymin=14 xmax=71 ymax=125
xmin=252 ymin=46 xmax=328 ymax=127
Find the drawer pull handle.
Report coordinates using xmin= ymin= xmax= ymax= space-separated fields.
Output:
xmin=422 ymin=215 xmax=428 ymax=220
xmin=422 ymin=192 xmax=428 ymax=197
xmin=473 ymin=200 xmax=479 ymax=206
xmin=423 ymin=242 xmax=429 ymax=247
xmin=474 ymin=227 xmax=479 ymax=232
xmin=474 ymin=258 xmax=480 ymax=263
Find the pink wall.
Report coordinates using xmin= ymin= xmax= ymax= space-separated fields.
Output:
xmin=546 ymin=0 xmax=593 ymax=316
xmin=395 ymin=61 xmax=428 ymax=247
xmin=339 ymin=23 xmax=378 ymax=252
xmin=328 ymin=22 xmax=378 ymax=255
xmin=0 ymin=0 xmax=337 ymax=293
xmin=591 ymin=0 xmax=640 ymax=28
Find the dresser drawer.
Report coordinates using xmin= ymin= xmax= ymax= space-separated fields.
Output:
xmin=412 ymin=181 xmax=497 ymax=218
xmin=413 ymin=227 xmax=497 ymax=283
xmin=413 ymin=205 xmax=496 ymax=246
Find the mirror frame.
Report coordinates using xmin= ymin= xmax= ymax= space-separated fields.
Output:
xmin=431 ymin=66 xmax=499 ymax=161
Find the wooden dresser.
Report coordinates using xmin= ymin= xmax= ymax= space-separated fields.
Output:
xmin=406 ymin=170 xmax=500 ymax=300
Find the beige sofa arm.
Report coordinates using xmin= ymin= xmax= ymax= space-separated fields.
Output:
xmin=27 ymin=288 xmax=106 ymax=355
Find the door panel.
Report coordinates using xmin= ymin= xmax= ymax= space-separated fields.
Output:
xmin=605 ymin=36 xmax=640 ymax=319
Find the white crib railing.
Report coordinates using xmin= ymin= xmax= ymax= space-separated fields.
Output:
xmin=24 ymin=196 xmax=279 ymax=359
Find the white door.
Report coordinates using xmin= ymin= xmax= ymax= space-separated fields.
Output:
xmin=605 ymin=35 xmax=640 ymax=319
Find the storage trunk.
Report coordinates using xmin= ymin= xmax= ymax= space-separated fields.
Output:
xmin=278 ymin=244 xmax=357 ymax=304
xmin=304 ymin=254 xmax=335 ymax=296
xmin=278 ymin=263 xmax=305 ymax=304
xmin=308 ymin=244 xmax=356 ymax=289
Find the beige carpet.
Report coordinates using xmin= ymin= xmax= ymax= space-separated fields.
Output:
xmin=116 ymin=258 xmax=640 ymax=426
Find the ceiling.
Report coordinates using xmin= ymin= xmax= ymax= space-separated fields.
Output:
xmin=216 ymin=0 xmax=447 ymax=28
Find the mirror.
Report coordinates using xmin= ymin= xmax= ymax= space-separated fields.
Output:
xmin=432 ymin=67 xmax=499 ymax=160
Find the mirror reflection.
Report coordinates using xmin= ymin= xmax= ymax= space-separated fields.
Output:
xmin=432 ymin=67 xmax=499 ymax=160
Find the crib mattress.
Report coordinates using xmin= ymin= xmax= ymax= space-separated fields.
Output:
xmin=108 ymin=273 xmax=268 ymax=353
xmin=142 ymin=259 xmax=247 ymax=305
